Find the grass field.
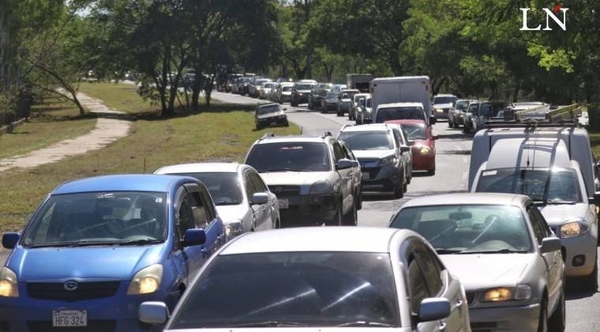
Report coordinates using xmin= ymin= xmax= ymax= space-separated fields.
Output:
xmin=0 ymin=82 xmax=301 ymax=233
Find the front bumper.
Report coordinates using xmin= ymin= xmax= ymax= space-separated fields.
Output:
xmin=360 ymin=164 xmax=403 ymax=192
xmin=277 ymin=194 xmax=338 ymax=226
xmin=0 ymin=282 xmax=175 ymax=332
xmin=434 ymin=108 xmax=450 ymax=119
xmin=323 ymin=102 xmax=338 ymax=111
xmin=293 ymin=94 xmax=309 ymax=104
xmin=257 ymin=116 xmax=288 ymax=127
xmin=469 ymin=302 xmax=540 ymax=332
xmin=547 ymin=227 xmax=597 ymax=277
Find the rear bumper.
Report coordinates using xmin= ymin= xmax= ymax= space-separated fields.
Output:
xmin=277 ymin=194 xmax=339 ymax=226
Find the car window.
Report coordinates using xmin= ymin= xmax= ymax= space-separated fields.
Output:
xmin=341 ymin=143 xmax=356 ymax=160
xmin=392 ymin=128 xmax=404 ymax=146
xmin=246 ymin=142 xmax=331 ymax=172
xmin=414 ymin=246 xmax=444 ymax=296
xmin=407 ymin=256 xmax=429 ymax=314
xmin=527 ymin=205 xmax=552 ymax=244
xmin=172 ymin=172 xmax=243 ymax=206
xmin=332 ymin=142 xmax=345 ymax=162
xmin=257 ymin=104 xmax=281 ymax=115
xmin=390 ymin=204 xmax=533 ymax=253
xmin=170 ymin=252 xmax=400 ymax=328
xmin=401 ymin=123 xmax=427 ymax=140
xmin=338 ymin=131 xmax=394 ymax=151
xmin=176 ymin=195 xmax=196 ymax=241
xmin=249 ymin=170 xmax=269 ymax=193
xmin=22 ymin=192 xmax=168 ymax=246
xmin=375 ymin=107 xmax=425 ymax=122
xmin=433 ymin=96 xmax=457 ymax=105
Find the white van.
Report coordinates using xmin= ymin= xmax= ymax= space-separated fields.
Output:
xmin=370 ymin=76 xmax=435 ymax=125
xmin=470 ymin=137 xmax=599 ymax=290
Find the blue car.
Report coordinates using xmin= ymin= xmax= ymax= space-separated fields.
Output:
xmin=0 ymin=174 xmax=225 ymax=332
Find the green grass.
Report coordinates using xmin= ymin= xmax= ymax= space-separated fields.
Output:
xmin=0 ymin=83 xmax=300 ymax=233
xmin=0 ymin=95 xmax=97 ymax=160
xmin=77 ymin=81 xmax=155 ymax=114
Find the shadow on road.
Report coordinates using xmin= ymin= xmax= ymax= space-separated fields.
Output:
xmin=566 ymin=280 xmax=598 ymax=299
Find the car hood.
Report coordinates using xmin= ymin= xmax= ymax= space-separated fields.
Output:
xmin=215 ymin=204 xmax=247 ymax=225
xmin=8 ymin=245 xmax=165 ymax=281
xmin=257 ymin=112 xmax=284 ymax=119
xmin=166 ymin=328 xmax=407 ymax=332
xmin=441 ymin=253 xmax=533 ymax=290
xmin=433 ymin=103 xmax=453 ymax=109
xmin=353 ymin=150 xmax=395 ymax=160
xmin=539 ymin=204 xmax=591 ymax=225
xmin=260 ymin=172 xmax=333 ymax=187
xmin=297 ymin=89 xmax=312 ymax=93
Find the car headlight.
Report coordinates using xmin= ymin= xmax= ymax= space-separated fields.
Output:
xmin=127 ymin=264 xmax=163 ymax=295
xmin=559 ymin=218 xmax=589 ymax=238
xmin=0 ymin=267 xmax=19 ymax=297
xmin=380 ymin=155 xmax=397 ymax=165
xmin=435 ymin=108 xmax=443 ymax=113
xmin=418 ymin=146 xmax=432 ymax=155
xmin=309 ymin=181 xmax=333 ymax=194
xmin=481 ymin=285 xmax=531 ymax=302
xmin=225 ymin=220 xmax=243 ymax=238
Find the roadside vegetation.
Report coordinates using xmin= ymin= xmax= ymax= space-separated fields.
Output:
xmin=0 ymin=83 xmax=301 ymax=233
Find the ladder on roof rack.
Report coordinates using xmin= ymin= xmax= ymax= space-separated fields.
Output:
xmin=485 ymin=103 xmax=584 ymax=128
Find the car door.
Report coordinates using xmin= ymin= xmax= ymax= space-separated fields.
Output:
xmin=332 ymin=141 xmax=353 ymax=213
xmin=528 ymin=204 xmax=562 ymax=310
xmin=404 ymin=247 xmax=439 ymax=332
xmin=245 ymin=169 xmax=272 ymax=231
xmin=392 ymin=128 xmax=411 ymax=177
xmin=341 ymin=142 xmax=361 ymax=196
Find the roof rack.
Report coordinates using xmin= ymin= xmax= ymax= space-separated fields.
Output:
xmin=321 ymin=131 xmax=333 ymax=138
xmin=485 ymin=103 xmax=584 ymax=128
xmin=260 ymin=133 xmax=276 ymax=139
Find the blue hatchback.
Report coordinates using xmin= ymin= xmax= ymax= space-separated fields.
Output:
xmin=0 ymin=174 xmax=225 ymax=332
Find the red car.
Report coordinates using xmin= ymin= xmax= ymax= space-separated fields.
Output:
xmin=385 ymin=119 xmax=438 ymax=175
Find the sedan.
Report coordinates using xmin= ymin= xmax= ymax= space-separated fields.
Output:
xmin=154 ymin=162 xmax=280 ymax=238
xmin=139 ymin=227 xmax=471 ymax=332
xmin=389 ymin=193 xmax=565 ymax=332
xmin=253 ymin=103 xmax=288 ymax=130
xmin=0 ymin=174 xmax=225 ymax=332
xmin=321 ymin=91 xmax=340 ymax=113
xmin=385 ymin=119 xmax=437 ymax=175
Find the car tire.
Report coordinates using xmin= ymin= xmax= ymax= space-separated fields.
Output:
xmin=537 ymin=297 xmax=548 ymax=332
xmin=284 ymin=121 xmax=289 ymax=127
xmin=326 ymin=200 xmax=343 ymax=226
xmin=356 ymin=117 xmax=362 ymax=125
xmin=582 ymin=258 xmax=598 ymax=292
xmin=342 ymin=200 xmax=357 ymax=226
xmin=356 ymin=189 xmax=363 ymax=210
xmin=427 ymin=169 xmax=436 ymax=176
xmin=308 ymin=99 xmax=313 ymax=109
xmin=291 ymin=100 xmax=297 ymax=107
xmin=448 ymin=118 xmax=453 ymax=128
xmin=548 ymin=284 xmax=565 ymax=332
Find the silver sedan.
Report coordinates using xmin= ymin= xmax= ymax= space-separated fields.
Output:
xmin=389 ymin=192 xmax=565 ymax=332
xmin=139 ymin=227 xmax=471 ymax=331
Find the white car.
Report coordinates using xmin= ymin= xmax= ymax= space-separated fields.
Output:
xmin=139 ymin=226 xmax=471 ymax=332
xmin=154 ymin=163 xmax=280 ymax=238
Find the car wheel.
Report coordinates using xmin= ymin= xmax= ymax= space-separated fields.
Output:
xmin=356 ymin=117 xmax=362 ymax=125
xmin=548 ymin=284 xmax=565 ymax=332
xmin=308 ymin=99 xmax=313 ymax=109
xmin=356 ymin=189 xmax=363 ymax=210
xmin=291 ymin=100 xmax=297 ymax=107
xmin=537 ymin=297 xmax=548 ymax=332
xmin=342 ymin=199 xmax=357 ymax=226
xmin=582 ymin=257 xmax=598 ymax=292
xmin=326 ymin=200 xmax=343 ymax=226
xmin=426 ymin=169 xmax=436 ymax=176
xmin=448 ymin=118 xmax=453 ymax=128
xmin=284 ymin=121 xmax=289 ymax=127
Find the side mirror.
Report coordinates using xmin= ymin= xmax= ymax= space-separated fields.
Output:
xmin=252 ymin=192 xmax=269 ymax=205
xmin=429 ymin=116 xmax=437 ymax=125
xmin=350 ymin=160 xmax=359 ymax=168
xmin=432 ymin=134 xmax=439 ymax=140
xmin=590 ymin=192 xmax=600 ymax=204
xmin=540 ymin=237 xmax=562 ymax=253
xmin=418 ymin=298 xmax=451 ymax=322
xmin=400 ymin=146 xmax=410 ymax=153
xmin=183 ymin=228 xmax=206 ymax=247
xmin=336 ymin=159 xmax=353 ymax=170
xmin=2 ymin=232 xmax=19 ymax=249
xmin=138 ymin=301 xmax=169 ymax=325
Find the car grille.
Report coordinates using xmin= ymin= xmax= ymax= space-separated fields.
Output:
xmin=471 ymin=322 xmax=498 ymax=332
xmin=27 ymin=320 xmax=116 ymax=332
xmin=26 ymin=281 xmax=120 ymax=302
xmin=268 ymin=185 xmax=301 ymax=197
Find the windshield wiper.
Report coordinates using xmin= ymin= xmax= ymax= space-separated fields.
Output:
xmin=458 ymin=248 xmax=529 ymax=254
xmin=67 ymin=240 xmax=118 ymax=247
xmin=337 ymin=321 xmax=396 ymax=327
xmin=435 ymin=248 xmax=465 ymax=254
xmin=264 ymin=168 xmax=306 ymax=172
xmin=229 ymin=321 xmax=308 ymax=327
xmin=215 ymin=201 xmax=242 ymax=206
xmin=545 ymin=199 xmax=577 ymax=204
xmin=117 ymin=239 xmax=163 ymax=246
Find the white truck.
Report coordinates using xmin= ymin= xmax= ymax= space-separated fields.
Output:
xmin=369 ymin=76 xmax=435 ymax=126
xmin=346 ymin=73 xmax=375 ymax=93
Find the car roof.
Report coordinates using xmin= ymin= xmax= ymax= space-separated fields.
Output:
xmin=433 ymin=94 xmax=457 ymax=98
xmin=378 ymin=102 xmax=424 ymax=108
xmin=154 ymin=162 xmax=242 ymax=174
xmin=485 ymin=138 xmax=572 ymax=169
xmin=219 ymin=227 xmax=410 ymax=254
xmin=385 ymin=119 xmax=427 ymax=126
xmin=257 ymin=103 xmax=280 ymax=108
xmin=399 ymin=192 xmax=530 ymax=209
xmin=254 ymin=135 xmax=333 ymax=144
xmin=52 ymin=174 xmax=188 ymax=195
xmin=340 ymin=123 xmax=393 ymax=133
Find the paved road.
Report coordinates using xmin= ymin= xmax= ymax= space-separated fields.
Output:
xmin=211 ymin=91 xmax=600 ymax=332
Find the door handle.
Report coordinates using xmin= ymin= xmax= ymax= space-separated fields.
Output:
xmin=439 ymin=321 xmax=447 ymax=331
xmin=456 ymin=298 xmax=463 ymax=307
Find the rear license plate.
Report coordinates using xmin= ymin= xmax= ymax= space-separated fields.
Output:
xmin=278 ymin=199 xmax=289 ymax=209
xmin=362 ymin=172 xmax=370 ymax=180
xmin=53 ymin=310 xmax=87 ymax=327
xmin=271 ymin=121 xmax=277 ymax=126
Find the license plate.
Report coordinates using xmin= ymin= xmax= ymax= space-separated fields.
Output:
xmin=278 ymin=199 xmax=289 ymax=209
xmin=362 ymin=172 xmax=370 ymax=180
xmin=53 ymin=310 xmax=87 ymax=327
xmin=271 ymin=122 xmax=277 ymax=126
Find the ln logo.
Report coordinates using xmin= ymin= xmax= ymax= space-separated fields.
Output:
xmin=520 ymin=3 xmax=568 ymax=31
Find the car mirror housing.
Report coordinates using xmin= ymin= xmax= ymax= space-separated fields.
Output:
xmin=407 ymin=140 xmax=415 ymax=146
xmin=138 ymin=301 xmax=169 ymax=325
xmin=540 ymin=237 xmax=562 ymax=253
xmin=432 ymin=135 xmax=439 ymax=140
xmin=183 ymin=228 xmax=207 ymax=247
xmin=400 ymin=146 xmax=410 ymax=153
xmin=2 ymin=232 xmax=19 ymax=249
xmin=418 ymin=297 xmax=451 ymax=322
xmin=336 ymin=159 xmax=353 ymax=170
xmin=429 ymin=116 xmax=437 ymax=125
xmin=251 ymin=192 xmax=269 ymax=205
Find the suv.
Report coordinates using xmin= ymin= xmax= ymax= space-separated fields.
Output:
xmin=308 ymin=83 xmax=333 ymax=109
xmin=464 ymin=101 xmax=509 ymax=133
xmin=244 ymin=133 xmax=362 ymax=227
xmin=290 ymin=80 xmax=317 ymax=106
xmin=337 ymin=124 xmax=411 ymax=198
xmin=432 ymin=94 xmax=458 ymax=120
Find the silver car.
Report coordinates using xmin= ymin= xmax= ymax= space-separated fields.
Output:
xmin=139 ymin=227 xmax=471 ymax=332
xmin=154 ymin=163 xmax=280 ymax=237
xmin=389 ymin=192 xmax=565 ymax=332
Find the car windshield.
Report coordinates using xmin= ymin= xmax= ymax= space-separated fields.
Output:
xmin=246 ymin=142 xmax=331 ymax=172
xmin=433 ymin=96 xmax=457 ymax=105
xmin=455 ymin=100 xmax=470 ymax=110
xmin=169 ymin=172 xmax=243 ymax=206
xmin=21 ymin=192 xmax=168 ymax=247
xmin=326 ymin=92 xmax=338 ymax=99
xmin=169 ymin=252 xmax=400 ymax=328
xmin=401 ymin=123 xmax=427 ymax=140
xmin=376 ymin=107 xmax=424 ymax=122
xmin=366 ymin=98 xmax=372 ymax=107
xmin=479 ymin=103 xmax=507 ymax=117
xmin=390 ymin=205 xmax=533 ymax=254
xmin=475 ymin=168 xmax=582 ymax=204
xmin=257 ymin=104 xmax=281 ymax=115
xmin=338 ymin=131 xmax=394 ymax=150
xmin=263 ymin=82 xmax=274 ymax=88
xmin=282 ymin=86 xmax=293 ymax=92
xmin=295 ymin=84 xmax=313 ymax=90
